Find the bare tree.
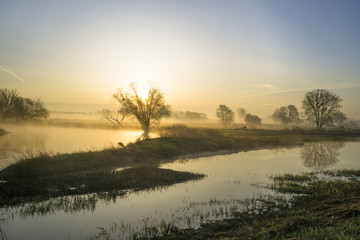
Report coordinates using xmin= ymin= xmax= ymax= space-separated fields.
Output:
xmin=113 ymin=83 xmax=170 ymax=139
xmin=0 ymin=88 xmax=19 ymax=119
xmin=302 ymin=89 xmax=346 ymax=129
xmin=272 ymin=105 xmax=300 ymax=125
xmin=0 ymin=88 xmax=49 ymax=121
xmin=98 ymin=108 xmax=127 ymax=128
xmin=244 ymin=113 xmax=262 ymax=127
xmin=216 ymin=105 xmax=234 ymax=127
xmin=13 ymin=97 xmax=49 ymax=121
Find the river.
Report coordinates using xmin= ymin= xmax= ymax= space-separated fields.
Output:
xmin=0 ymin=124 xmax=142 ymax=170
xmin=0 ymin=126 xmax=359 ymax=239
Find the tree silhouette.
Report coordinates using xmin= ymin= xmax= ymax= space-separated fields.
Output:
xmin=236 ymin=108 xmax=247 ymax=122
xmin=98 ymin=108 xmax=127 ymax=128
xmin=302 ymin=89 xmax=346 ymax=129
xmin=216 ymin=105 xmax=234 ymax=127
xmin=244 ymin=113 xmax=262 ymax=127
xmin=0 ymin=88 xmax=49 ymax=121
xmin=113 ymin=83 xmax=170 ymax=139
xmin=272 ymin=105 xmax=300 ymax=125
xmin=0 ymin=88 xmax=19 ymax=119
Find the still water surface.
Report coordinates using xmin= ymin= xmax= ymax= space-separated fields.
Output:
xmin=0 ymin=127 xmax=359 ymax=239
xmin=0 ymin=124 xmax=142 ymax=169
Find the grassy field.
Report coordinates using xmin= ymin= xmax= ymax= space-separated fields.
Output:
xmin=1 ymin=125 xmax=360 ymax=208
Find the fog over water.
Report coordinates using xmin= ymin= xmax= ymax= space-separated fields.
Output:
xmin=0 ymin=124 xmax=142 ymax=170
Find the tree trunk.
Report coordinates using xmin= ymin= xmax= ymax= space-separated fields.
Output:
xmin=142 ymin=125 xmax=150 ymax=139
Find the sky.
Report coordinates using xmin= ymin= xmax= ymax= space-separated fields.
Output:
xmin=1 ymin=0 xmax=360 ymax=119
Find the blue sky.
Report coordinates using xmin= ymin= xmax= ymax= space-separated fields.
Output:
xmin=1 ymin=0 xmax=359 ymax=118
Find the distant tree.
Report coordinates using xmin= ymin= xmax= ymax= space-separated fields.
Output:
xmin=184 ymin=111 xmax=208 ymax=120
xmin=171 ymin=111 xmax=185 ymax=119
xmin=272 ymin=105 xmax=300 ymax=125
xmin=0 ymin=88 xmax=19 ymax=119
xmin=171 ymin=111 xmax=207 ymax=121
xmin=98 ymin=108 xmax=127 ymax=128
xmin=113 ymin=83 xmax=170 ymax=139
xmin=236 ymin=108 xmax=247 ymax=121
xmin=13 ymin=97 xmax=49 ymax=121
xmin=331 ymin=111 xmax=347 ymax=127
xmin=244 ymin=113 xmax=262 ymax=127
xmin=0 ymin=88 xmax=49 ymax=121
xmin=302 ymin=89 xmax=346 ymax=129
xmin=216 ymin=105 xmax=234 ymax=127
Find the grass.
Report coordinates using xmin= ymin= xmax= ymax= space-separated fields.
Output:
xmin=323 ymin=169 xmax=360 ymax=178
xmin=271 ymin=173 xmax=314 ymax=183
xmin=0 ymin=167 xmax=204 ymax=207
xmin=142 ymin=170 xmax=360 ymax=240
xmin=157 ymin=124 xmax=222 ymax=139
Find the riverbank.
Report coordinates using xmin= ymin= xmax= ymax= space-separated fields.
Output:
xmin=1 ymin=127 xmax=360 ymax=207
xmin=153 ymin=169 xmax=360 ymax=240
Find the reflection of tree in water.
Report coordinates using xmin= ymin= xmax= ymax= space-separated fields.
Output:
xmin=301 ymin=142 xmax=345 ymax=170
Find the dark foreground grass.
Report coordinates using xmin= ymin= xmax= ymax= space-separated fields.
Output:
xmin=0 ymin=167 xmax=204 ymax=206
xmin=143 ymin=169 xmax=360 ymax=240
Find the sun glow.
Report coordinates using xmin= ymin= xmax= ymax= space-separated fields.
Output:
xmin=137 ymin=87 xmax=149 ymax=100
xmin=135 ymin=80 xmax=153 ymax=100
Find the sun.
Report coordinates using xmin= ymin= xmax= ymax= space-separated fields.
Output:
xmin=137 ymin=87 xmax=150 ymax=100
xmin=135 ymin=80 xmax=152 ymax=100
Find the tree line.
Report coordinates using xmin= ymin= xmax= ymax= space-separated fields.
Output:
xmin=101 ymin=85 xmax=348 ymax=139
xmin=0 ymin=88 xmax=49 ymax=121
xmin=216 ymin=89 xmax=347 ymax=129
xmin=171 ymin=111 xmax=208 ymax=121
xmin=216 ymin=105 xmax=262 ymax=128
xmin=1 ymin=85 xmax=347 ymax=140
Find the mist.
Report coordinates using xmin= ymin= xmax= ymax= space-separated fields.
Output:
xmin=1 ymin=1 xmax=360 ymax=239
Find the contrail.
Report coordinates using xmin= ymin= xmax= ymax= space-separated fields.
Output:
xmin=0 ymin=65 xmax=26 ymax=83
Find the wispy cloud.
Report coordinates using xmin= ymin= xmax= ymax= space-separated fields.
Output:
xmin=0 ymin=65 xmax=26 ymax=83
xmin=238 ymin=84 xmax=360 ymax=100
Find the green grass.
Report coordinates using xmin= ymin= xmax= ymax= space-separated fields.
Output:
xmin=271 ymin=173 xmax=314 ymax=183
xmin=323 ymin=169 xmax=360 ymax=178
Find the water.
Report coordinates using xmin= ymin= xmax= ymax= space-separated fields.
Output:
xmin=0 ymin=124 xmax=142 ymax=169
xmin=1 ymin=138 xmax=360 ymax=239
